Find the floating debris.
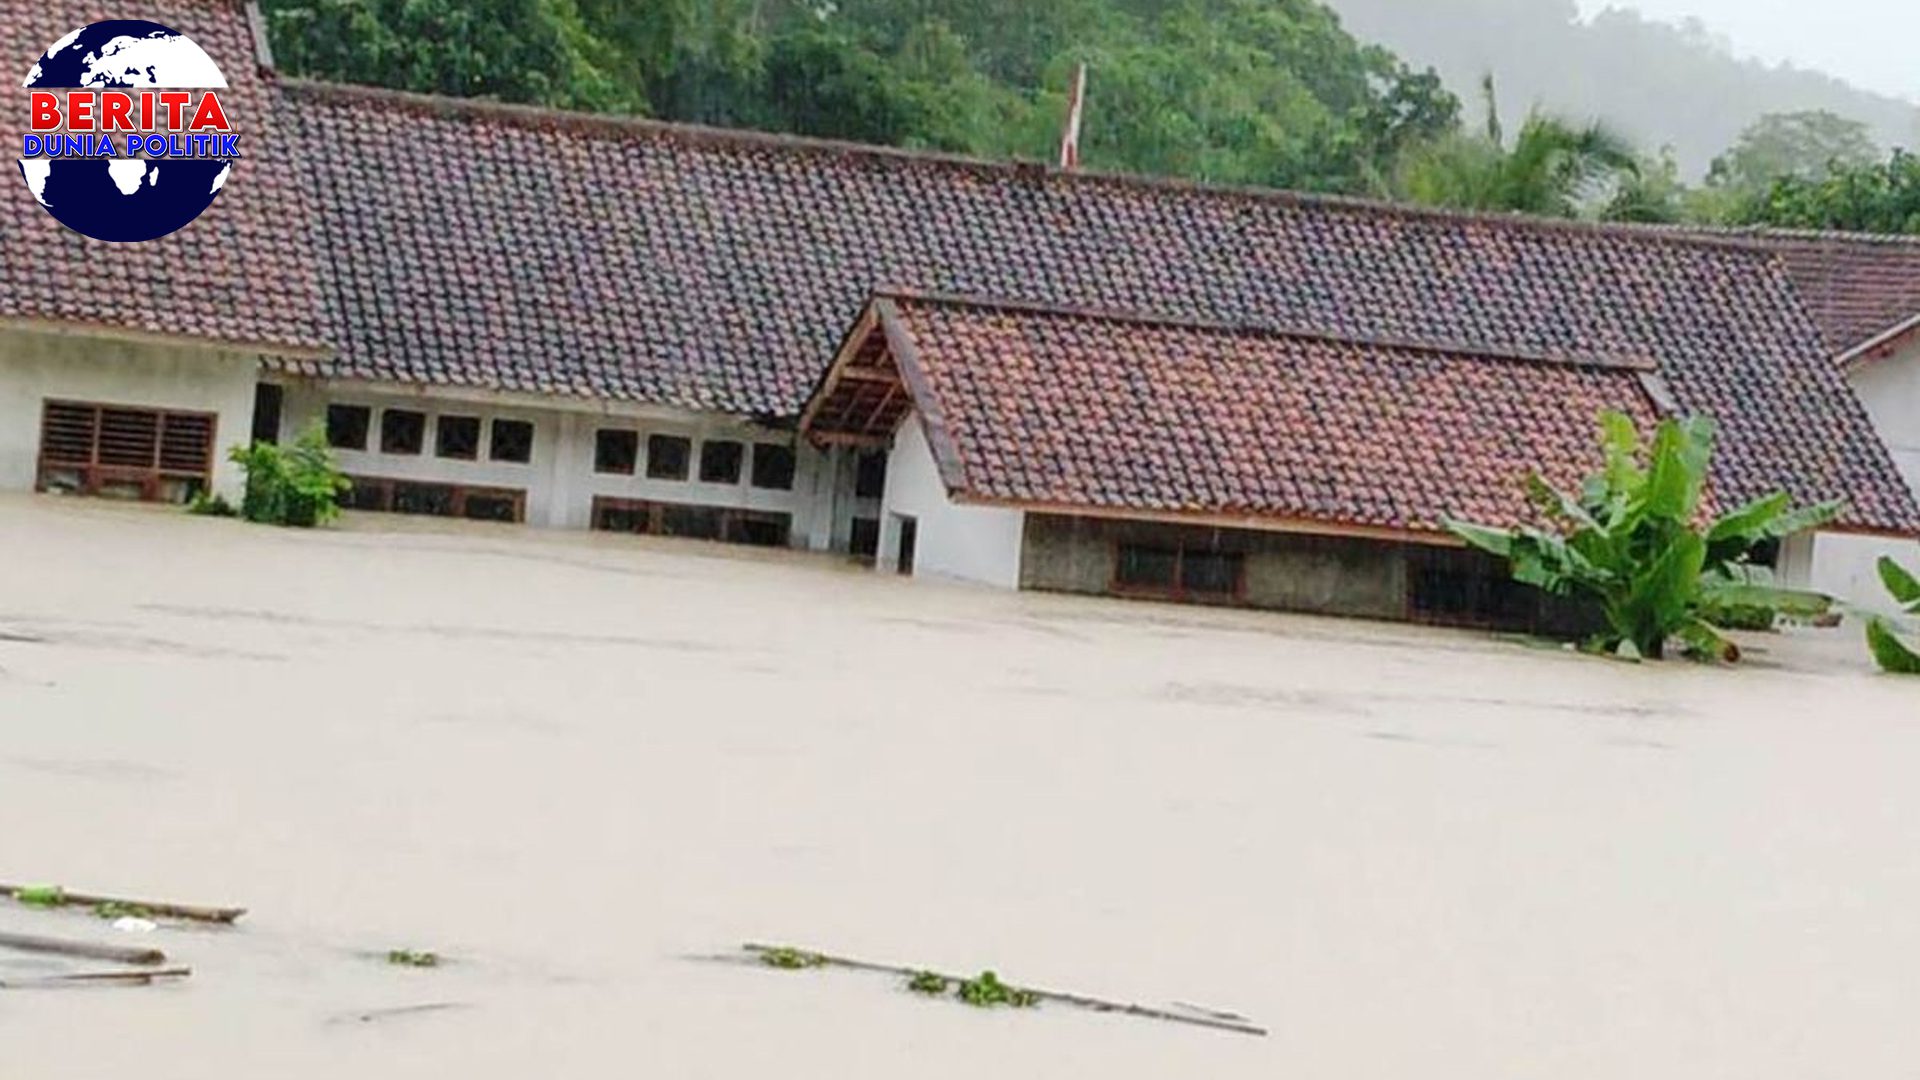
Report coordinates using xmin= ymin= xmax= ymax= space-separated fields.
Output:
xmin=739 ymin=943 xmax=1266 ymax=1036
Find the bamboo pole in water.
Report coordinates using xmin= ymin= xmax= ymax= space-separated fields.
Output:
xmin=0 ymin=882 xmax=245 ymax=923
xmin=740 ymin=942 xmax=1267 ymax=1037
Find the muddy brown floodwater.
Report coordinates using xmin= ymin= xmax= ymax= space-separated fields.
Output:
xmin=1 ymin=494 xmax=1916 ymax=1077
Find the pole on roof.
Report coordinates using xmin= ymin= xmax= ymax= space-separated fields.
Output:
xmin=1058 ymin=63 xmax=1087 ymax=170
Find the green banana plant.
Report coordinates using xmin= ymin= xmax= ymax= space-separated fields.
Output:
xmin=1866 ymin=557 xmax=1920 ymax=674
xmin=1444 ymin=411 xmax=1841 ymax=662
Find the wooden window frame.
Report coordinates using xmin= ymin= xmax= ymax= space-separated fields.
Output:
xmin=35 ymin=399 xmax=217 ymax=504
xmin=1109 ymin=541 xmax=1247 ymax=604
xmin=343 ymin=474 xmax=527 ymax=523
xmin=590 ymin=496 xmax=791 ymax=547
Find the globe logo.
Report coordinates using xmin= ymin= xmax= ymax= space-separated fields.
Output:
xmin=18 ymin=20 xmax=238 ymax=243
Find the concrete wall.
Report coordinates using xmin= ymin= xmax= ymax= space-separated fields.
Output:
xmin=1806 ymin=342 xmax=1920 ymax=612
xmin=0 ymin=326 xmax=260 ymax=499
xmin=875 ymin=413 xmax=1025 ymax=587
xmin=277 ymin=378 xmax=836 ymax=543
xmin=1020 ymin=514 xmax=1409 ymax=619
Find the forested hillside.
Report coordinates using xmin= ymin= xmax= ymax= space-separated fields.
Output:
xmin=261 ymin=0 xmax=1458 ymax=192
xmin=1325 ymin=0 xmax=1920 ymax=178
xmin=259 ymin=0 xmax=1920 ymax=232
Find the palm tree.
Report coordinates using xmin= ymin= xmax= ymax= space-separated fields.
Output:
xmin=1395 ymin=75 xmax=1638 ymax=217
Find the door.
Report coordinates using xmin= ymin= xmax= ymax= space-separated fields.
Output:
xmin=895 ymin=515 xmax=917 ymax=576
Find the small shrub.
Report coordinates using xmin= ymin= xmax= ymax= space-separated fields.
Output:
xmin=230 ymin=424 xmax=351 ymax=527
xmin=186 ymin=490 xmax=237 ymax=517
xmin=1867 ymin=557 xmax=1920 ymax=674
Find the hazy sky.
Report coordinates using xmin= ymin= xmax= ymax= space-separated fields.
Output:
xmin=1577 ymin=0 xmax=1920 ymax=102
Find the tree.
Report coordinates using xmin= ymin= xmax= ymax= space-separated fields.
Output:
xmin=1444 ymin=411 xmax=1840 ymax=661
xmin=1395 ymin=75 xmax=1638 ymax=216
xmin=1866 ymin=558 xmax=1920 ymax=674
xmin=1707 ymin=110 xmax=1878 ymax=195
xmin=263 ymin=0 xmax=641 ymax=113
xmin=1732 ymin=150 xmax=1920 ymax=234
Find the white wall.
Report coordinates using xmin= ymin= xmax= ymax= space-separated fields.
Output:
xmin=875 ymin=412 xmax=1024 ymax=588
xmin=277 ymin=378 xmax=831 ymax=541
xmin=1852 ymin=340 xmax=1920 ymax=492
xmin=0 ymin=326 xmax=260 ymax=498
xmin=1806 ymin=342 xmax=1920 ymax=613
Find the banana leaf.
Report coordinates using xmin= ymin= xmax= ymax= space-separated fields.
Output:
xmin=1879 ymin=557 xmax=1920 ymax=613
xmin=1699 ymin=580 xmax=1835 ymax=619
xmin=1675 ymin=618 xmax=1740 ymax=663
xmin=1866 ymin=618 xmax=1920 ymax=674
xmin=1443 ymin=518 xmax=1513 ymax=558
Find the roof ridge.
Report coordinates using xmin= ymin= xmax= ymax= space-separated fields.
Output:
xmin=276 ymin=76 xmax=1779 ymax=260
xmin=875 ymin=288 xmax=1658 ymax=373
xmin=1660 ymin=222 xmax=1920 ymax=246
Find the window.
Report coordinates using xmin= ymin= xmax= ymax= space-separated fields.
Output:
xmin=595 ymin=428 xmax=637 ymax=474
xmin=393 ymin=480 xmax=455 ymax=515
xmin=1114 ymin=543 xmax=1243 ymax=601
xmin=1115 ymin=546 xmax=1179 ymax=590
xmin=343 ymin=475 xmax=525 ymax=523
xmin=855 ymin=451 xmax=887 ymax=499
xmin=699 ymin=440 xmax=743 ymax=484
xmin=326 ymin=404 xmax=370 ymax=450
xmin=436 ymin=415 xmax=481 ymax=460
xmin=647 ymin=434 xmax=692 ymax=480
xmin=660 ymin=502 xmax=721 ymax=538
xmin=1181 ymin=551 xmax=1242 ymax=596
xmin=849 ymin=517 xmax=880 ymax=560
xmin=751 ymin=442 xmax=796 ymax=490
xmin=35 ymin=400 xmax=215 ymax=504
xmin=591 ymin=497 xmax=790 ymax=548
xmin=491 ymin=419 xmax=533 ymax=464
xmin=380 ymin=409 xmax=426 ymax=454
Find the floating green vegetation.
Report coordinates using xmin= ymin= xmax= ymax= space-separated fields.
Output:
xmin=906 ymin=970 xmax=949 ymax=995
xmin=13 ymin=884 xmax=65 ymax=908
xmin=386 ymin=949 xmax=441 ymax=968
xmin=758 ymin=946 xmax=828 ymax=970
xmin=954 ymin=970 xmax=1038 ymax=1009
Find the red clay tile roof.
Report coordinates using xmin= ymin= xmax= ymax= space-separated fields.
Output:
xmin=279 ymin=81 xmax=1917 ymax=534
xmin=1698 ymin=227 xmax=1920 ymax=359
xmin=0 ymin=0 xmax=324 ymax=353
xmin=807 ymin=293 xmax=1671 ymax=537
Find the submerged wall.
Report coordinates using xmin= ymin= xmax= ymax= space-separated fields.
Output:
xmin=1806 ymin=343 xmax=1920 ymax=612
xmin=276 ymin=378 xmax=841 ymax=543
xmin=1021 ymin=513 xmax=1598 ymax=633
xmin=0 ymin=325 xmax=260 ymax=498
xmin=876 ymin=414 xmax=1025 ymax=587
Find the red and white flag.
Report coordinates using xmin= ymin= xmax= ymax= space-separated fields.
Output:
xmin=1058 ymin=63 xmax=1087 ymax=170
